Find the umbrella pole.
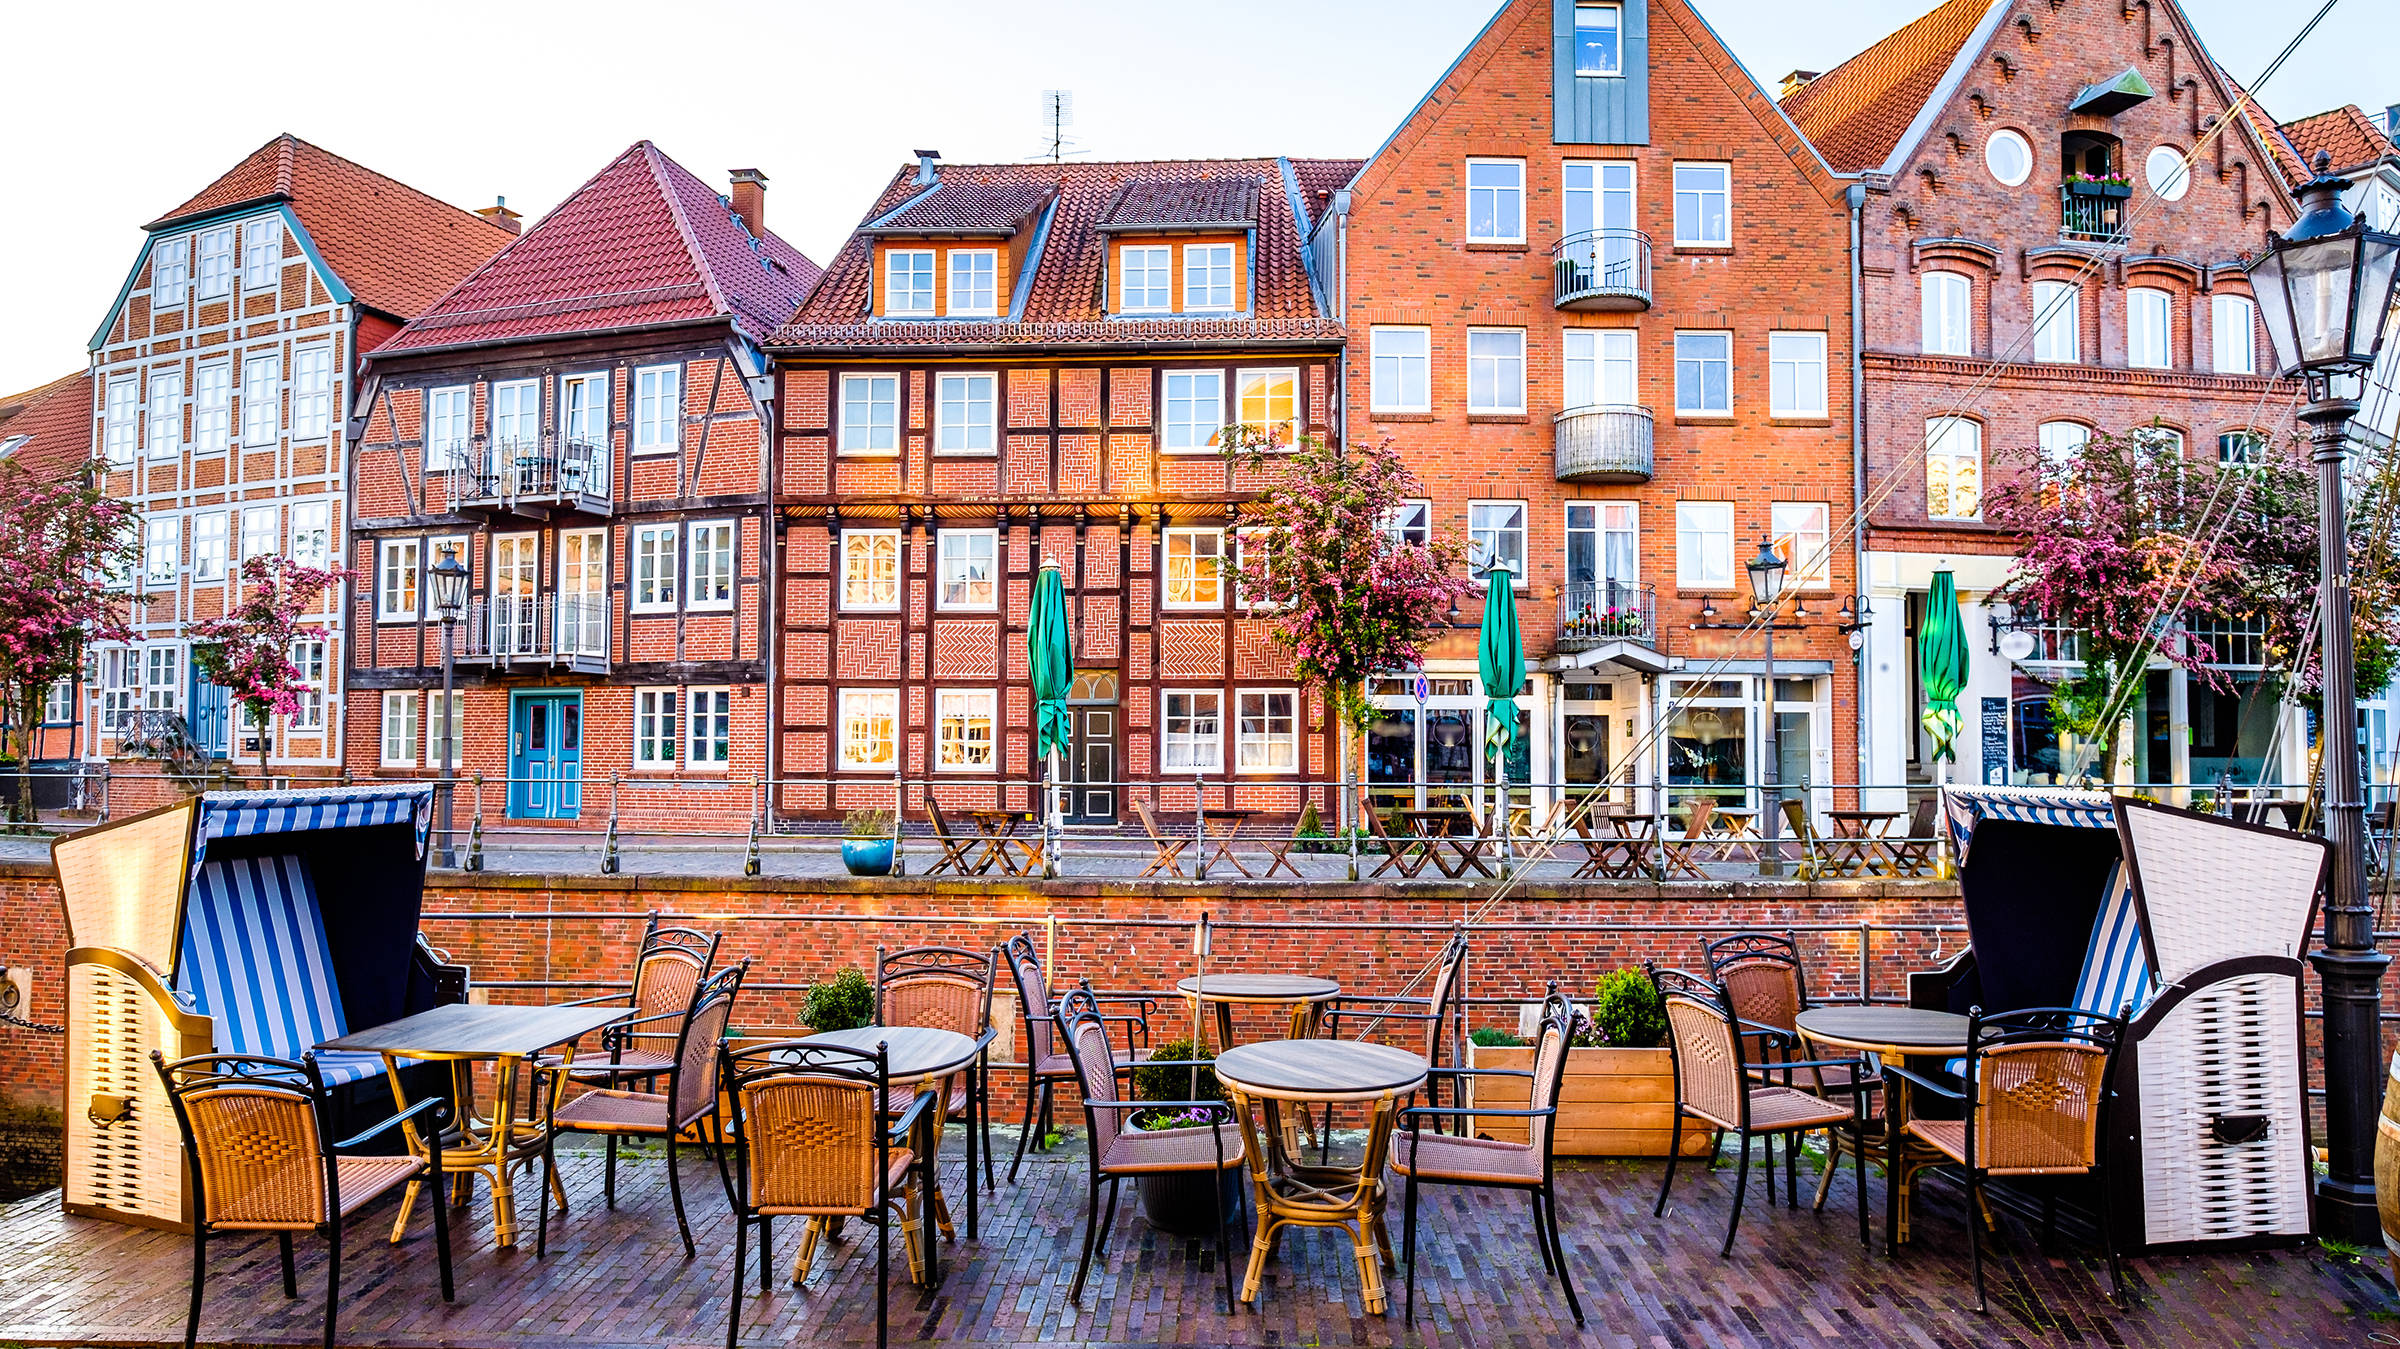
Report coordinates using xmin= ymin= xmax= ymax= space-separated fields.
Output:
xmin=1045 ymin=748 xmax=1061 ymax=879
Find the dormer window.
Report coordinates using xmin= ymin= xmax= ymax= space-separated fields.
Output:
xmin=1122 ymin=245 xmax=1172 ymax=312
xmin=948 ymin=249 xmax=998 ymax=316
xmin=885 ymin=249 xmax=935 ymax=315
xmin=1574 ymin=3 xmax=1621 ymax=76
xmin=1185 ymin=243 xmax=1236 ymax=311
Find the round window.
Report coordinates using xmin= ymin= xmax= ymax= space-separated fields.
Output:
xmin=1985 ymin=129 xmax=2032 ymax=187
xmin=2147 ymin=146 xmax=2191 ymax=201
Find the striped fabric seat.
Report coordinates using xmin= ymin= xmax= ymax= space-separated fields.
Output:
xmin=175 ymin=853 xmax=384 ymax=1088
xmin=2071 ymin=861 xmax=2155 ymax=1020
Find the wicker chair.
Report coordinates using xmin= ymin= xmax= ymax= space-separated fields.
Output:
xmin=1651 ymin=965 xmax=1871 ymax=1256
xmin=1703 ymin=932 xmax=1881 ymax=1210
xmin=717 ymin=1038 xmax=930 ymax=1349
xmin=555 ymin=914 xmax=720 ymax=1204
xmin=1320 ymin=930 xmax=1467 ymax=1139
xmin=1000 ymin=931 xmax=1157 ymax=1182
xmin=153 ymin=1051 xmax=454 ymax=1349
xmin=1392 ymin=981 xmax=1582 ymax=1327
xmin=875 ymin=944 xmax=996 ymax=1202
xmin=1055 ymin=983 xmax=1245 ymax=1312
xmin=536 ymin=960 xmax=747 ymax=1257
xmin=1884 ymin=1007 xmax=2125 ymax=1312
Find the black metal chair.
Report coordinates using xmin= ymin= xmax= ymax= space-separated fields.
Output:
xmin=1000 ymin=931 xmax=1157 ymax=1182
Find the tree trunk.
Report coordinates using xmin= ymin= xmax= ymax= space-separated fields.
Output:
xmin=11 ymin=683 xmax=34 ymax=825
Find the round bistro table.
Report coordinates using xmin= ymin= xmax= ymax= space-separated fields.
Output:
xmin=1794 ymin=1006 xmax=1972 ymax=1248
xmin=798 ymin=1025 xmax=995 ymax=1262
xmin=1214 ymin=1038 xmax=1429 ymax=1315
xmin=1175 ymin=973 xmax=1342 ymax=1049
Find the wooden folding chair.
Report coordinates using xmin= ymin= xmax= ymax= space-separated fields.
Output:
xmin=1255 ymin=824 xmax=1305 ymax=879
xmin=1883 ymin=797 xmax=1940 ymax=877
xmin=1362 ymin=795 xmax=1433 ymax=879
xmin=1131 ymin=800 xmax=1191 ymax=878
xmin=1659 ymin=797 xmax=1716 ymax=878
xmin=922 ymin=799 xmax=982 ymax=877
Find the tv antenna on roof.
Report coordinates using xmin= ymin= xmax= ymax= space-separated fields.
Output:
xmin=1032 ymin=89 xmax=1086 ymax=162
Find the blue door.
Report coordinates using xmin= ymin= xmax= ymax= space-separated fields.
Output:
xmin=187 ymin=666 xmax=229 ymax=759
xmin=508 ymin=692 xmax=582 ymax=819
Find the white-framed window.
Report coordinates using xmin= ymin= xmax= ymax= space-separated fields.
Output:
xmin=2212 ymin=294 xmax=2257 ymax=375
xmin=2031 ymin=280 xmax=2081 ymax=363
xmin=1770 ymin=501 xmax=1831 ymax=588
xmin=378 ymin=538 xmax=421 ymax=619
xmin=1120 ymin=244 xmax=1172 ymax=312
xmin=238 ymin=505 xmax=278 ymax=567
xmin=1370 ymin=327 xmax=1431 ymax=412
xmin=938 ymin=528 xmax=998 ymax=610
xmin=838 ymin=689 xmax=898 ymax=770
xmin=687 ymin=687 xmax=731 ymax=769
xmin=839 ymin=373 xmax=900 ymax=454
xmin=1468 ymin=500 xmax=1527 ymax=583
xmin=1563 ymin=328 xmax=1636 ymax=407
xmin=1675 ymin=500 xmax=1734 ymax=588
xmin=493 ymin=379 xmax=543 ymax=464
xmin=427 ymin=385 xmax=470 ymax=473
xmin=2131 ymin=423 xmax=2184 ymax=458
xmin=105 ymin=376 xmax=139 ymax=465
xmin=634 ymin=688 xmax=680 ymax=768
xmin=934 ymin=689 xmax=996 ymax=771
xmin=194 ymin=362 xmax=231 ymax=453
xmin=1184 ymin=243 xmax=1236 ymax=311
xmin=1236 ymin=689 xmax=1299 ymax=773
xmin=1672 ymin=163 xmax=1730 ymax=246
xmin=1768 ymin=332 xmax=1827 ymax=416
xmin=1233 ymin=527 xmax=1278 ymax=610
xmin=947 ymin=249 xmax=998 ymax=316
xmin=560 ymin=372 xmax=607 ymax=461
xmin=1465 ymin=158 xmax=1525 ymax=243
xmin=1163 ymin=527 xmax=1224 ymax=607
xmin=1162 ymin=369 xmax=1224 ymax=451
xmin=1926 ymin=416 xmax=1983 ymax=520
xmin=241 ymin=353 xmax=280 ymax=446
xmin=152 ymin=235 xmax=188 ymax=306
xmin=192 ymin=511 xmax=228 ymax=584
xmin=43 ymin=678 xmax=73 ymax=726
xmin=288 ymin=640 xmax=325 ymax=731
xmin=1565 ymin=500 xmax=1638 ymax=590
xmin=242 ymin=217 xmax=280 ymax=291
xmin=380 ymin=690 xmax=419 ymax=767
xmin=429 ymin=690 xmax=462 ymax=768
xmin=935 ymin=372 xmax=996 ymax=454
xmin=1161 ymin=690 xmax=1223 ymax=771
xmin=1235 ymin=367 xmax=1300 ymax=446
xmin=144 ymin=645 xmax=181 ymax=714
xmin=1985 ymin=129 xmax=2033 ymax=187
xmin=99 ymin=648 xmax=136 ymax=732
xmin=1574 ymin=2 xmax=1622 ymax=75
xmin=1382 ymin=499 xmax=1431 ymax=546
xmin=634 ymin=364 xmax=681 ymax=455
xmin=146 ymin=367 xmax=183 ymax=459
xmin=632 ymin=523 xmax=679 ymax=612
xmin=1921 ymin=271 xmax=1971 ymax=356
xmin=2219 ymin=430 xmax=2265 ymax=465
xmin=145 ymin=516 xmax=180 ymax=586
xmin=688 ymin=520 xmax=736 ymax=610
xmin=1467 ymin=329 xmax=1526 ymax=414
xmin=2038 ymin=420 xmax=2091 ymax=476
xmin=292 ymin=344 xmax=332 ymax=439
xmin=2146 ymin=146 xmax=2191 ymax=202
xmin=2128 ymin=287 xmax=2171 ymax=369
xmin=197 ymin=227 xmax=235 ymax=299
xmin=289 ymin=500 xmax=329 ymax=566
xmin=841 ymin=529 xmax=899 ymax=610
xmin=885 ymin=249 xmax=936 ymax=315
xmin=1673 ymin=332 xmax=1731 ymax=413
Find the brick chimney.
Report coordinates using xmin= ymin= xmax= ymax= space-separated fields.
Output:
xmin=475 ymin=196 xmax=522 ymax=235
xmin=729 ymin=169 xmax=768 ymax=236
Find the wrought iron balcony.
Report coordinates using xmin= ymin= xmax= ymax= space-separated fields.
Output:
xmin=458 ymin=594 xmax=609 ymax=673
xmin=2058 ymin=184 xmax=2131 ymax=245
xmin=1550 ymin=229 xmax=1652 ymax=311
xmin=1553 ymin=404 xmax=1654 ymax=483
xmin=446 ymin=435 xmax=612 ymax=518
xmin=1558 ymin=580 xmax=1657 ymax=651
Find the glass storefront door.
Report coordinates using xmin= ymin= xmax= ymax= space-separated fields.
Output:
xmin=1365 ymin=675 xmax=1528 ymax=816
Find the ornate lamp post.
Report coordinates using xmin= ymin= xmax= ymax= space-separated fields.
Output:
xmin=429 ymin=543 xmax=470 ymax=868
xmin=2245 ymin=151 xmax=2400 ymax=1243
xmin=1746 ymin=536 xmax=1787 ymax=878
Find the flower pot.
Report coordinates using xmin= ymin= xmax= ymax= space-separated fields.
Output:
xmin=2067 ymin=180 xmax=2132 ymax=198
xmin=841 ymin=837 xmax=895 ymax=877
xmin=1135 ymin=1162 xmax=1244 ymax=1236
xmin=1465 ymin=1042 xmax=1712 ymax=1157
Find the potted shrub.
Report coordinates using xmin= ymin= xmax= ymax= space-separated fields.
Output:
xmin=800 ymin=967 xmax=874 ymax=1033
xmin=1465 ymin=970 xmax=1709 ymax=1158
xmin=840 ymin=808 xmax=896 ymax=877
xmin=1126 ymin=1039 xmax=1243 ymax=1234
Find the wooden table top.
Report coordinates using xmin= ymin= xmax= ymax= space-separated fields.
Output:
xmin=797 ymin=1025 xmax=984 ymax=1079
xmin=1216 ymin=1038 xmax=1429 ymax=1099
xmin=1401 ymin=809 xmax=1480 ymax=835
xmin=1825 ymin=809 xmax=1902 ymax=820
xmin=1176 ymin=974 xmax=1341 ymax=1004
xmin=1794 ymin=1006 xmax=1971 ymax=1054
xmin=320 ymin=1002 xmax=628 ymax=1059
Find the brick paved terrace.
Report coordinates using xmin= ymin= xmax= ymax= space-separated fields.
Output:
xmin=1 ymin=1134 xmax=2389 ymax=1348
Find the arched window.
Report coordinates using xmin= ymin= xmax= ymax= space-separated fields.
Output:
xmin=1921 ymin=271 xmax=1972 ymax=356
xmin=1926 ymin=417 xmax=1983 ymax=521
xmin=2127 ymin=287 xmax=2172 ymax=369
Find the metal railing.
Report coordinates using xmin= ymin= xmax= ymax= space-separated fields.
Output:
xmin=1549 ymin=229 xmax=1651 ymax=310
xmin=460 ymin=594 xmax=608 ymax=667
xmin=444 ymin=436 xmax=611 ymax=512
xmin=1557 ymin=579 xmax=1656 ymax=648
xmin=1553 ymin=403 xmax=1653 ymax=482
xmin=2058 ymin=184 xmax=2131 ymax=244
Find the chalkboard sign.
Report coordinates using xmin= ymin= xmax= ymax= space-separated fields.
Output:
xmin=1980 ymin=696 xmax=2009 ymax=786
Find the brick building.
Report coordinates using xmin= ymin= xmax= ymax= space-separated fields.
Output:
xmin=82 ymin=136 xmax=512 ymax=808
xmin=0 ymin=373 xmax=99 ymax=779
xmin=348 ymin=142 xmax=820 ymax=831
xmin=1315 ymin=0 xmax=1862 ymax=821
xmin=766 ymin=154 xmax=1353 ymax=824
xmin=1781 ymin=0 xmax=2301 ymax=795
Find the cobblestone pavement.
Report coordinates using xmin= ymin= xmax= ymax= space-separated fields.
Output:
xmin=1 ymin=1134 xmax=2387 ymax=1347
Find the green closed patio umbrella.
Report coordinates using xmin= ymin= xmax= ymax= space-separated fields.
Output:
xmin=1479 ymin=564 xmax=1524 ymax=873
xmin=1919 ymin=569 xmax=1970 ymax=769
xmin=1029 ymin=560 xmax=1074 ymax=877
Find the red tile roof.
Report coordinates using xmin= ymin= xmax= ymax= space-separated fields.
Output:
xmin=1779 ymin=0 xmax=1995 ymax=173
xmin=865 ymin=178 xmax=1058 ymax=235
xmin=375 ymin=142 xmax=823 ymax=355
xmin=1097 ymin=178 xmax=1260 ymax=231
xmin=148 ymin=134 xmax=515 ymax=320
xmin=2281 ymin=105 xmax=2397 ymax=178
xmin=0 ymin=372 xmax=94 ymax=481
xmin=775 ymin=156 xmax=1356 ymax=351
xmin=1290 ymin=158 xmax=1358 ymax=231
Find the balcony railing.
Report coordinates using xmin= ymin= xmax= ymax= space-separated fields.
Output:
xmin=2058 ymin=184 xmax=2131 ymax=245
xmin=459 ymin=594 xmax=609 ymax=672
xmin=1553 ymin=404 xmax=1654 ymax=483
xmin=1558 ymin=580 xmax=1657 ymax=651
xmin=446 ymin=436 xmax=612 ymax=516
xmin=1549 ymin=229 xmax=1652 ymax=310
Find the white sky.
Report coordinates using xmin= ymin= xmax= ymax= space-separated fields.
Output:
xmin=2 ymin=0 xmax=2386 ymax=394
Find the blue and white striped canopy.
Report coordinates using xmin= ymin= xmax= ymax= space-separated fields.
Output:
xmin=191 ymin=786 xmax=434 ymax=875
xmin=1946 ymin=786 xmax=2158 ymax=1019
xmin=1943 ymin=785 xmax=2116 ymax=860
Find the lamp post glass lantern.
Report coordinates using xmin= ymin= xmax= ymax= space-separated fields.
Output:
xmin=2244 ymin=152 xmax=2400 ymax=1244
xmin=430 ymin=544 xmax=469 ymax=867
xmin=1746 ymin=536 xmax=1786 ymax=877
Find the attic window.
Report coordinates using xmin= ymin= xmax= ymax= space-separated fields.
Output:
xmin=1575 ymin=4 xmax=1621 ymax=76
xmin=0 ymin=434 xmax=27 ymax=461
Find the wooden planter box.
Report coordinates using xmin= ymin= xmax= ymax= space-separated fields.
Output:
xmin=1464 ymin=1043 xmax=1710 ymax=1158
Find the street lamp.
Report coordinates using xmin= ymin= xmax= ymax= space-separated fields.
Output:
xmin=1746 ymin=535 xmax=1787 ymax=878
xmin=430 ymin=543 xmax=470 ymax=868
xmin=2245 ymin=151 xmax=2400 ymax=1245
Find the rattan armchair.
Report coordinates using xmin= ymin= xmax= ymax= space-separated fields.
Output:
xmin=1883 ymin=1006 xmax=2125 ymax=1312
xmin=1320 ymin=931 xmax=1467 ymax=1143
xmin=1000 ymin=931 xmax=1157 ymax=1181
xmin=153 ymin=1051 xmax=455 ymax=1349
xmin=876 ymin=943 xmax=995 ymax=1204
xmin=1703 ymin=932 xmax=1880 ymax=1212
xmin=554 ymin=914 xmax=720 ymax=1205
xmin=717 ymin=1038 xmax=931 ymax=1349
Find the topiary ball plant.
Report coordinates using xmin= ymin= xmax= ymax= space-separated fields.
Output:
xmin=801 ymin=967 xmax=875 ymax=1032
xmin=1590 ymin=968 xmax=1667 ymax=1049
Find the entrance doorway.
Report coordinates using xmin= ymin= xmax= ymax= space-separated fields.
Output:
xmin=1065 ymin=670 xmax=1118 ymax=825
xmin=508 ymin=690 xmax=582 ymax=819
xmin=1365 ymin=675 xmax=1529 ymax=816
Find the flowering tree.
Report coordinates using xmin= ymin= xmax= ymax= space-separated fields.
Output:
xmin=188 ymin=555 xmax=349 ymax=783
xmin=0 ymin=462 xmax=142 ymax=821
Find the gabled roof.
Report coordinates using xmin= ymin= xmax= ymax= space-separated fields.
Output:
xmin=1779 ymin=0 xmax=1997 ymax=174
xmin=374 ymin=141 xmax=823 ymax=355
xmin=146 ymin=134 xmax=514 ymax=320
xmin=0 ymin=372 xmax=94 ymax=481
xmin=864 ymin=178 xmax=1057 ymax=236
xmin=1096 ymin=177 xmax=1259 ymax=232
xmin=2281 ymin=105 xmax=2398 ymax=178
xmin=2227 ymin=81 xmax=2312 ymax=187
xmin=774 ymin=156 xmax=1356 ymax=352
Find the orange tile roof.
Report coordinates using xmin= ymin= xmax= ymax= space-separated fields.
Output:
xmin=1779 ymin=0 xmax=1996 ymax=173
xmin=0 ymin=371 xmax=94 ymax=481
xmin=2281 ymin=105 xmax=2396 ymax=178
xmin=147 ymin=134 xmax=514 ymax=321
